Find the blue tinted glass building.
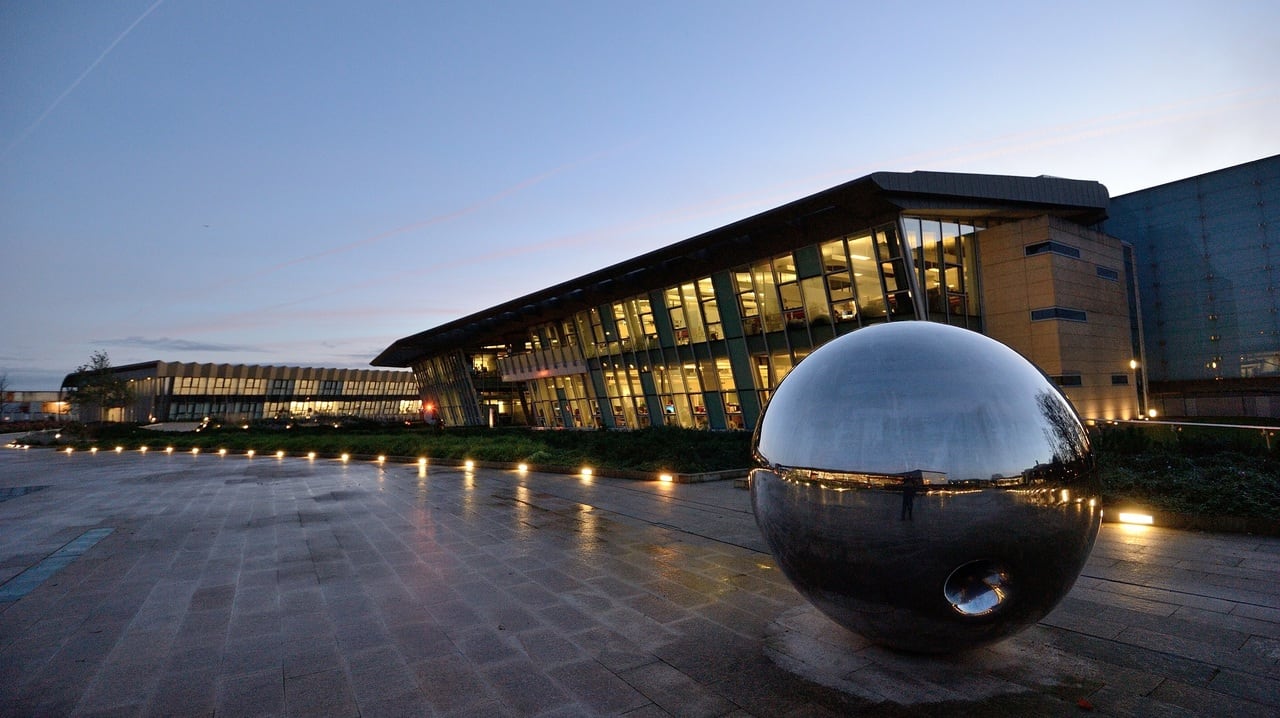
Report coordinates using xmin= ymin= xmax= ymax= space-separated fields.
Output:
xmin=1105 ymin=155 xmax=1280 ymax=418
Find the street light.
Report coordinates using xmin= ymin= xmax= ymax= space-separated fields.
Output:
xmin=1130 ymin=358 xmax=1149 ymax=419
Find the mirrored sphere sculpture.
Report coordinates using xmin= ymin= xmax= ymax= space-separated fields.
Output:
xmin=751 ymin=321 xmax=1101 ymax=653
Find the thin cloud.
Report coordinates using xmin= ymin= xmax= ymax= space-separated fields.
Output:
xmin=147 ymin=305 xmax=464 ymax=338
xmin=725 ymin=84 xmax=1280 ymax=205
xmin=205 ymin=186 xmax=783 ymax=315
xmin=1 ymin=0 xmax=166 ymax=161
xmin=915 ymin=87 xmax=1280 ymax=173
xmin=196 ymin=141 xmax=638 ymax=293
xmin=235 ymin=87 xmax=1279 ymax=315
xmin=130 ymin=89 xmax=1280 ymax=344
xmin=94 ymin=336 xmax=267 ymax=353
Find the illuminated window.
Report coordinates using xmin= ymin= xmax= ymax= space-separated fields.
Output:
xmin=697 ymin=277 xmax=721 ymax=340
xmin=734 ymin=268 xmax=762 ymax=335
xmin=848 ymin=234 xmax=883 ymax=321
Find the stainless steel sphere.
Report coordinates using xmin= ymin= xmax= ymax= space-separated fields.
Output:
xmin=751 ymin=321 xmax=1100 ymax=653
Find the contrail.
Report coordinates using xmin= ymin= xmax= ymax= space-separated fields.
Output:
xmin=1 ymin=0 xmax=167 ymax=162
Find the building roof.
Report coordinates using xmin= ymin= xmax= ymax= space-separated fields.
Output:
xmin=1109 ymin=153 xmax=1279 ymax=199
xmin=372 ymin=170 xmax=1109 ymax=367
xmin=62 ymin=360 xmax=414 ymax=388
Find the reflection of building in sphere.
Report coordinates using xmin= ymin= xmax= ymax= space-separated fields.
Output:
xmin=944 ymin=560 xmax=1011 ymax=616
xmin=751 ymin=321 xmax=1101 ymax=653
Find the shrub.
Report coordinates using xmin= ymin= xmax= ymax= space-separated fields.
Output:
xmin=48 ymin=422 xmax=1277 ymax=521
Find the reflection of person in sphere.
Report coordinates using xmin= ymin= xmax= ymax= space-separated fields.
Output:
xmin=900 ymin=474 xmax=920 ymax=521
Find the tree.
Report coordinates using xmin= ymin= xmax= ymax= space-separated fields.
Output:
xmin=64 ymin=351 xmax=132 ymax=422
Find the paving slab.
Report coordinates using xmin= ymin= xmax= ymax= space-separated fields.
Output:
xmin=0 ymin=447 xmax=1277 ymax=716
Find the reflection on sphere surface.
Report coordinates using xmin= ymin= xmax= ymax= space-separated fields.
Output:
xmin=751 ymin=322 xmax=1101 ymax=653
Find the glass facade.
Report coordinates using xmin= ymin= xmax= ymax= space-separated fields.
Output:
xmin=1106 ymin=156 xmax=1280 ymax=383
xmin=900 ymin=218 xmax=983 ymax=326
xmin=429 ymin=216 xmax=985 ymax=431
xmin=387 ymin=165 xmax=1280 ymax=422
xmin=413 ymin=351 xmax=484 ymax=427
xmin=412 ymin=346 xmax=532 ymax=427
xmin=100 ymin=364 xmax=421 ymax=423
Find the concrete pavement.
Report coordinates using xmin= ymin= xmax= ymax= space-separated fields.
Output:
xmin=0 ymin=446 xmax=1276 ymax=716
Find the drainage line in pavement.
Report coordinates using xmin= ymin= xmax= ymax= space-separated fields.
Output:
xmin=0 ymin=527 xmax=114 ymax=602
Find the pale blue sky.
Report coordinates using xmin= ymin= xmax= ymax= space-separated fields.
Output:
xmin=2 ymin=1 xmax=1278 ymax=389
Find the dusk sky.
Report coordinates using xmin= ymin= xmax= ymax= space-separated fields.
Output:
xmin=2 ymin=1 xmax=1278 ymax=389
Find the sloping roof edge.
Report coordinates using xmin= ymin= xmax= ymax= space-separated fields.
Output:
xmin=372 ymin=170 xmax=1109 ymax=367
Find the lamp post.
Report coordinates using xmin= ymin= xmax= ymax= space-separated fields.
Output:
xmin=1130 ymin=359 xmax=1149 ymax=419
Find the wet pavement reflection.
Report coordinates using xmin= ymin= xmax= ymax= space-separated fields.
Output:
xmin=0 ymin=448 xmax=1276 ymax=716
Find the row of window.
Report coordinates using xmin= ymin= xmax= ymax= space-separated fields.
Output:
xmin=169 ymin=376 xmax=416 ymax=396
xmin=164 ymin=400 xmax=420 ymax=421
xmin=419 ymin=215 xmax=1142 ymax=431
xmin=1028 ymin=230 xmax=1141 ymax=408
xmin=507 ymin=219 xmax=986 ymax=430
xmin=544 ymin=354 xmax=761 ymax=431
xmin=1025 ymin=239 xmax=1127 ymax=325
xmin=413 ymin=353 xmax=487 ymax=427
xmin=1051 ymin=374 xmax=1131 ymax=388
xmin=1024 ymin=239 xmax=1120 ymax=283
xmin=630 ymin=226 xmax=956 ymax=345
xmin=525 ymin=218 xmax=984 ymax=357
